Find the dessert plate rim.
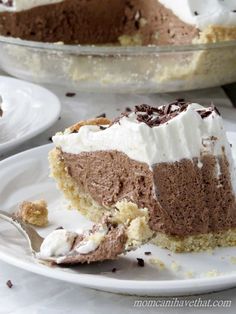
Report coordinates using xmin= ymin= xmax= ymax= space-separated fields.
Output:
xmin=0 ymin=142 xmax=236 ymax=296
xmin=0 ymin=75 xmax=61 ymax=154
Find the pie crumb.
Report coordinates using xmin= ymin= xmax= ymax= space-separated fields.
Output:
xmin=205 ymin=269 xmax=220 ymax=277
xmin=185 ymin=271 xmax=194 ymax=278
xmin=170 ymin=261 xmax=181 ymax=272
xmin=149 ymin=258 xmax=165 ymax=270
xmin=230 ymin=256 xmax=236 ymax=265
xmin=16 ymin=200 xmax=48 ymax=227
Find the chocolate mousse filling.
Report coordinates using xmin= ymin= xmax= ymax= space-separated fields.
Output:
xmin=0 ymin=0 xmax=199 ymax=45
xmin=60 ymin=149 xmax=236 ymax=238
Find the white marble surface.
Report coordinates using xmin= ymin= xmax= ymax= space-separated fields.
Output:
xmin=0 ymin=261 xmax=236 ymax=314
xmin=0 ymin=83 xmax=236 ymax=313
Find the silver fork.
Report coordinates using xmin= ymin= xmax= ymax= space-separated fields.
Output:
xmin=0 ymin=210 xmax=44 ymax=255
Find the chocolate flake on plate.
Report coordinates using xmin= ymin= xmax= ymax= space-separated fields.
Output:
xmin=96 ymin=113 xmax=106 ymax=118
xmin=137 ymin=258 xmax=145 ymax=267
xmin=99 ymin=126 xmax=107 ymax=130
xmin=55 ymin=226 xmax=64 ymax=230
xmin=6 ymin=280 xmax=13 ymax=289
xmin=65 ymin=92 xmax=76 ymax=97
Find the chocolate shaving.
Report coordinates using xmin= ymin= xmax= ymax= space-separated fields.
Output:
xmin=144 ymin=252 xmax=152 ymax=255
xmin=99 ymin=126 xmax=107 ymax=130
xmin=211 ymin=104 xmax=221 ymax=116
xmin=134 ymin=20 xmax=140 ymax=30
xmin=96 ymin=113 xmax=106 ymax=118
xmin=110 ymin=111 xmax=129 ymax=126
xmin=197 ymin=104 xmax=221 ymax=119
xmin=55 ymin=226 xmax=64 ymax=230
xmin=6 ymin=280 xmax=13 ymax=288
xmin=150 ymin=116 xmax=161 ymax=125
xmin=65 ymin=92 xmax=76 ymax=97
xmin=112 ymin=267 xmax=117 ymax=273
xmin=197 ymin=110 xmax=212 ymax=119
xmin=111 ymin=100 xmax=220 ymax=128
xmin=137 ymin=258 xmax=145 ymax=267
xmin=164 ymin=104 xmax=172 ymax=115
xmin=133 ymin=101 xmax=190 ymax=127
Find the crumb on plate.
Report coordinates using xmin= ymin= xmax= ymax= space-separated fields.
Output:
xmin=185 ymin=271 xmax=195 ymax=278
xmin=170 ymin=261 xmax=181 ymax=272
xmin=16 ymin=200 xmax=48 ymax=227
xmin=230 ymin=256 xmax=236 ymax=265
xmin=205 ymin=269 xmax=220 ymax=277
xmin=149 ymin=258 xmax=165 ymax=270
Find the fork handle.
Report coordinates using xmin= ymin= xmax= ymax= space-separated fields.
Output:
xmin=0 ymin=209 xmax=44 ymax=253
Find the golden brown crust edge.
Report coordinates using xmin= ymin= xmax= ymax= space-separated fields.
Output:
xmin=68 ymin=118 xmax=111 ymax=133
xmin=197 ymin=25 xmax=236 ymax=44
xmin=152 ymin=229 xmax=236 ymax=253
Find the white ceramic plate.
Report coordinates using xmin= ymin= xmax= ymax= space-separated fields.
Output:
xmin=0 ymin=76 xmax=61 ymax=154
xmin=0 ymin=137 xmax=236 ymax=296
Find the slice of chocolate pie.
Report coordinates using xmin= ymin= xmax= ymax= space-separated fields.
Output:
xmin=49 ymin=101 xmax=236 ymax=252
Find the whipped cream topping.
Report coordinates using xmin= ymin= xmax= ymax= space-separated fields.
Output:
xmin=39 ymin=229 xmax=77 ymax=259
xmin=159 ymin=0 xmax=236 ymax=30
xmin=0 ymin=0 xmax=63 ymax=12
xmin=53 ymin=103 xmax=230 ymax=166
xmin=38 ymin=225 xmax=108 ymax=260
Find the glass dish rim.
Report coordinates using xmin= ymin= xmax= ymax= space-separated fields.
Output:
xmin=1 ymin=35 xmax=236 ymax=55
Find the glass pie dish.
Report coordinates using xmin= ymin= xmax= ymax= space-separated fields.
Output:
xmin=0 ymin=36 xmax=236 ymax=93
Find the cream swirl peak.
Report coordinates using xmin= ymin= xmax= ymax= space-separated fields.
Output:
xmin=159 ymin=0 xmax=236 ymax=30
xmin=0 ymin=0 xmax=63 ymax=12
